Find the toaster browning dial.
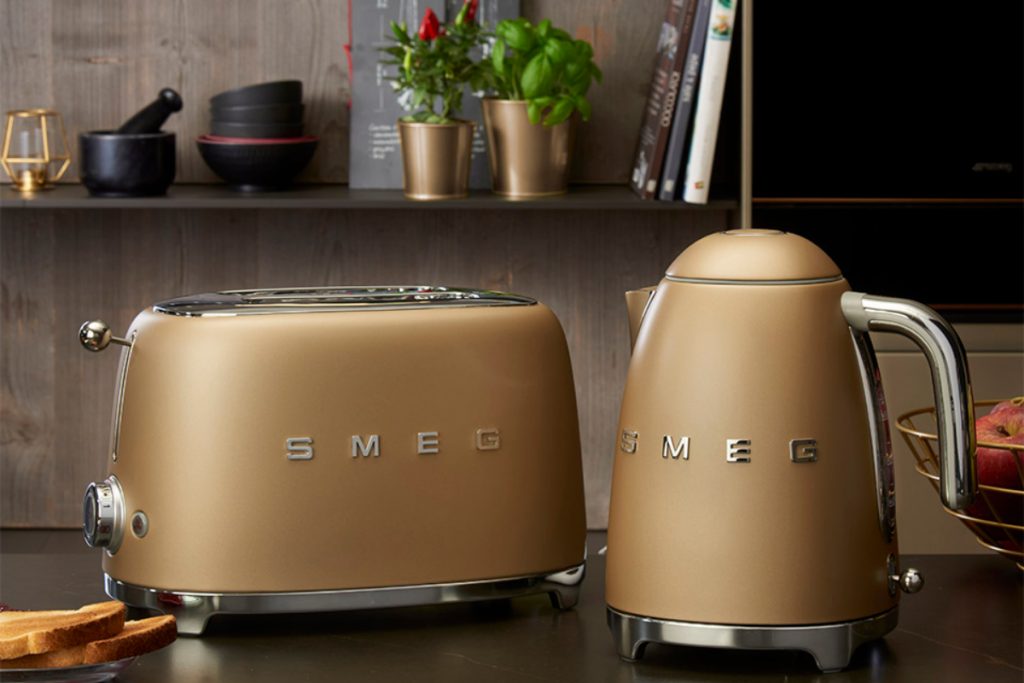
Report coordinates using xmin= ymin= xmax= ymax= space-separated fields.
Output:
xmin=83 ymin=476 xmax=125 ymax=553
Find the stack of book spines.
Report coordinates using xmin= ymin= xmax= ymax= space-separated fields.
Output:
xmin=629 ymin=0 xmax=737 ymax=204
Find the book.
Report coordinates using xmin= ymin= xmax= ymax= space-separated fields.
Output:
xmin=348 ymin=0 xmax=518 ymax=190
xmin=628 ymin=0 xmax=699 ymax=199
xmin=682 ymin=0 xmax=738 ymax=204
xmin=657 ymin=0 xmax=712 ymax=200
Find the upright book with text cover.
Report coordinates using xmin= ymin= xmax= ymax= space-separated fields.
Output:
xmin=628 ymin=0 xmax=699 ymax=199
xmin=657 ymin=0 xmax=712 ymax=200
xmin=682 ymin=0 xmax=737 ymax=203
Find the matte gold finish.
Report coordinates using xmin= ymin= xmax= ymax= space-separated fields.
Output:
xmin=101 ymin=300 xmax=586 ymax=593
xmin=481 ymin=99 xmax=574 ymax=198
xmin=608 ymin=278 xmax=898 ymax=624
xmin=665 ymin=229 xmax=841 ymax=281
xmin=397 ymin=120 xmax=473 ymax=200
xmin=609 ymin=230 xmax=898 ymax=626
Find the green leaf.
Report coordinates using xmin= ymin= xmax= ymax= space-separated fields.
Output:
xmin=521 ymin=53 xmax=553 ymax=99
xmin=573 ymin=95 xmax=591 ymax=121
xmin=501 ymin=21 xmax=535 ymax=52
xmin=537 ymin=19 xmax=551 ymax=39
xmin=591 ymin=63 xmax=603 ymax=83
xmin=390 ymin=20 xmax=409 ymax=44
xmin=543 ymin=38 xmax=573 ymax=65
xmin=543 ymin=97 xmax=574 ymax=126
xmin=549 ymin=28 xmax=572 ymax=42
xmin=574 ymin=40 xmax=593 ymax=61
xmin=492 ymin=37 xmax=506 ymax=75
xmin=527 ymin=101 xmax=542 ymax=125
xmin=567 ymin=71 xmax=591 ymax=96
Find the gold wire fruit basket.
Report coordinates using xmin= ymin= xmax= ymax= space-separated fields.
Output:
xmin=897 ymin=398 xmax=1023 ymax=570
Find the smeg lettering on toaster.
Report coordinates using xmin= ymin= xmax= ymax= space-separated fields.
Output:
xmin=619 ymin=430 xmax=820 ymax=464
xmin=285 ymin=428 xmax=503 ymax=461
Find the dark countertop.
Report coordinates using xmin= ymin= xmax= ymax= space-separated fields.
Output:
xmin=1 ymin=531 xmax=1020 ymax=682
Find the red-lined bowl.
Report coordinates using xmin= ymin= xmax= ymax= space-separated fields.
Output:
xmin=199 ymin=134 xmax=318 ymax=145
xmin=197 ymin=136 xmax=318 ymax=192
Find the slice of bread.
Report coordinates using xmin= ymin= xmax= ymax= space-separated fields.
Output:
xmin=84 ymin=615 xmax=177 ymax=664
xmin=0 ymin=615 xmax=177 ymax=670
xmin=0 ymin=601 xmax=126 ymax=660
xmin=0 ymin=644 xmax=88 ymax=669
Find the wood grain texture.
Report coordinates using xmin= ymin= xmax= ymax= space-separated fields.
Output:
xmin=0 ymin=207 xmax=732 ymax=528
xmin=0 ymin=0 xmax=661 ymax=184
xmin=0 ymin=0 xmax=348 ymax=183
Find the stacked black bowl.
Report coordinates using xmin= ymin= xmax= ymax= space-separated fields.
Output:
xmin=198 ymin=80 xmax=318 ymax=192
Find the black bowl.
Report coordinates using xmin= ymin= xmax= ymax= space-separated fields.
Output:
xmin=210 ymin=102 xmax=304 ymax=124
xmin=196 ymin=135 xmax=318 ymax=192
xmin=79 ymin=131 xmax=176 ymax=197
xmin=209 ymin=80 xmax=302 ymax=108
xmin=210 ymin=121 xmax=304 ymax=138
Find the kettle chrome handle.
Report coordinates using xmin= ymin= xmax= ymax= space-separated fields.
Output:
xmin=842 ymin=292 xmax=977 ymax=510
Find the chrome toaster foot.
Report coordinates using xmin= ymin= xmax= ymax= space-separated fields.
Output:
xmin=607 ymin=606 xmax=898 ymax=672
xmin=106 ymin=562 xmax=584 ymax=636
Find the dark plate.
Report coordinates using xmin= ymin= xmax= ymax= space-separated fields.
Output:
xmin=209 ymin=80 xmax=302 ymax=108
xmin=210 ymin=121 xmax=304 ymax=139
xmin=197 ymin=136 xmax=318 ymax=192
xmin=210 ymin=102 xmax=304 ymax=124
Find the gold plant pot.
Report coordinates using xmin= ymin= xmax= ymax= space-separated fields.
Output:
xmin=397 ymin=119 xmax=473 ymax=200
xmin=482 ymin=98 xmax=575 ymax=198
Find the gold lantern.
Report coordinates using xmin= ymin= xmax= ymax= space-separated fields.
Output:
xmin=1 ymin=109 xmax=71 ymax=192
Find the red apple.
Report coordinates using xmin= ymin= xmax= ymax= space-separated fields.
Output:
xmin=965 ymin=399 xmax=1024 ymax=548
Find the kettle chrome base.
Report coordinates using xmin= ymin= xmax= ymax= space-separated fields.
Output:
xmin=607 ymin=606 xmax=898 ymax=673
xmin=105 ymin=562 xmax=585 ymax=636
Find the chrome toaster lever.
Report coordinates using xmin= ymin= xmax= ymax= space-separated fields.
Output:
xmin=79 ymin=320 xmax=131 ymax=352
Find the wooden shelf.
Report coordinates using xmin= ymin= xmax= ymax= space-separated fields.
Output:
xmin=0 ymin=184 xmax=737 ymax=211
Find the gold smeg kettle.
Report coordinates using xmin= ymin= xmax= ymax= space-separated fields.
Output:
xmin=605 ymin=229 xmax=977 ymax=672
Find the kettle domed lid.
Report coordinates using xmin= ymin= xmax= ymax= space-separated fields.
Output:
xmin=666 ymin=229 xmax=842 ymax=282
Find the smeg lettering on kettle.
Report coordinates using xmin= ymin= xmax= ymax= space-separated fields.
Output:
xmin=285 ymin=428 xmax=503 ymax=460
xmin=619 ymin=430 xmax=819 ymax=464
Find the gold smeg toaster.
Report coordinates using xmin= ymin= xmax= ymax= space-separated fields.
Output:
xmin=79 ymin=286 xmax=586 ymax=634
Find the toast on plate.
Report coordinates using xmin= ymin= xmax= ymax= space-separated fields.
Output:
xmin=0 ymin=615 xmax=177 ymax=670
xmin=0 ymin=601 xmax=125 ymax=660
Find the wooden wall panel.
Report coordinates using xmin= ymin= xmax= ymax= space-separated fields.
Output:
xmin=0 ymin=0 xmax=658 ymax=184
xmin=0 ymin=208 xmax=731 ymax=528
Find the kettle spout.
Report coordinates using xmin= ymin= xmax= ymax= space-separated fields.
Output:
xmin=624 ymin=286 xmax=657 ymax=351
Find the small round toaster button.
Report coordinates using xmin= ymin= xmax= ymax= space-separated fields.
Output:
xmin=131 ymin=511 xmax=149 ymax=538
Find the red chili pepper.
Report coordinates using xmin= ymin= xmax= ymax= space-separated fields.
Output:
xmin=466 ymin=0 xmax=479 ymax=23
xmin=418 ymin=8 xmax=440 ymax=41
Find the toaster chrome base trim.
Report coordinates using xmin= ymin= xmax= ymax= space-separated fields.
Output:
xmin=607 ymin=606 xmax=898 ymax=673
xmin=105 ymin=561 xmax=584 ymax=636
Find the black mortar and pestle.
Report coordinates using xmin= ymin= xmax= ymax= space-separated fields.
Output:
xmin=79 ymin=89 xmax=182 ymax=197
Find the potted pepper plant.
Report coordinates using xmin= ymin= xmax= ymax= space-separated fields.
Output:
xmin=481 ymin=18 xmax=602 ymax=197
xmin=382 ymin=2 xmax=485 ymax=200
